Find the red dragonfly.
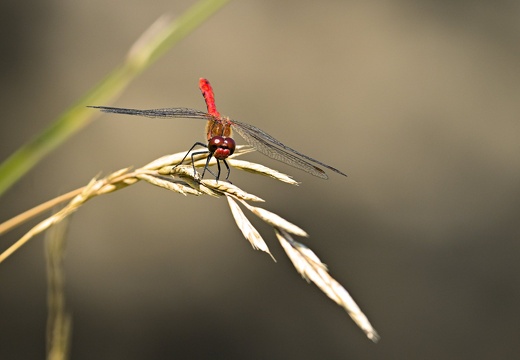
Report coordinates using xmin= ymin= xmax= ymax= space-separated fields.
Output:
xmin=89 ymin=78 xmax=347 ymax=180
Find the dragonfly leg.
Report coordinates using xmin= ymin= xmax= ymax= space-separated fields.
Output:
xmin=215 ymin=159 xmax=222 ymax=181
xmin=174 ymin=142 xmax=208 ymax=167
xmin=172 ymin=142 xmax=208 ymax=177
xmin=198 ymin=157 xmax=230 ymax=182
xmin=199 ymin=152 xmax=216 ymax=180
xmin=222 ymin=159 xmax=231 ymax=181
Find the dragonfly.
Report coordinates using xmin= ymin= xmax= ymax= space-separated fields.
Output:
xmin=89 ymin=78 xmax=347 ymax=180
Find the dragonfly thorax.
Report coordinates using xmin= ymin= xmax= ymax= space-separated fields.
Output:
xmin=208 ymin=136 xmax=236 ymax=160
xmin=205 ymin=116 xmax=232 ymax=140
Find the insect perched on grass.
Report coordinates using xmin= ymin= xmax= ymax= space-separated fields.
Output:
xmin=89 ymin=78 xmax=348 ymax=181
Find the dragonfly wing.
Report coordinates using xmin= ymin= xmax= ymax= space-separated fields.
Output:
xmin=231 ymin=121 xmax=347 ymax=179
xmin=88 ymin=106 xmax=210 ymax=120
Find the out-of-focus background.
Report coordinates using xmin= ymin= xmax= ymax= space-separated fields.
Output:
xmin=1 ymin=0 xmax=520 ymax=359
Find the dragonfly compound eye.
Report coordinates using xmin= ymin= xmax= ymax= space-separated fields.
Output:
xmin=208 ymin=136 xmax=236 ymax=160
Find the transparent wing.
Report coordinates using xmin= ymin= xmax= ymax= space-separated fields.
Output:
xmin=88 ymin=106 xmax=211 ymax=120
xmin=231 ymin=120 xmax=347 ymax=179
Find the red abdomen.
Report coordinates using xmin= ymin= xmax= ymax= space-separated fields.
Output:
xmin=199 ymin=78 xmax=220 ymax=118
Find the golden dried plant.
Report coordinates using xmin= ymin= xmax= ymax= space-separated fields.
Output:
xmin=0 ymin=145 xmax=379 ymax=343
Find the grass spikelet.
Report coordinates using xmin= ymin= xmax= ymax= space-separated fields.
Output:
xmin=237 ymin=199 xmax=308 ymax=237
xmin=226 ymin=196 xmax=275 ymax=260
xmin=275 ymin=228 xmax=380 ymax=343
xmin=137 ymin=173 xmax=202 ymax=196
xmin=226 ymin=159 xmax=299 ymax=185
xmin=200 ymin=180 xmax=264 ymax=202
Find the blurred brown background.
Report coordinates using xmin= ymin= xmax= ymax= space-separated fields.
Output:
xmin=1 ymin=0 xmax=520 ymax=359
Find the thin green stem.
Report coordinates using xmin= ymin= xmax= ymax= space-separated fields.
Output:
xmin=0 ymin=0 xmax=230 ymax=197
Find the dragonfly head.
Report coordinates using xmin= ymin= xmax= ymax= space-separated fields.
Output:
xmin=208 ymin=136 xmax=236 ymax=160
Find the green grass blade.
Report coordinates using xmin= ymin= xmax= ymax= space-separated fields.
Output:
xmin=0 ymin=0 xmax=231 ymax=197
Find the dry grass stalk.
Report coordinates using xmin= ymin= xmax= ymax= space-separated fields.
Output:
xmin=0 ymin=146 xmax=379 ymax=342
xmin=45 ymin=216 xmax=72 ymax=360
